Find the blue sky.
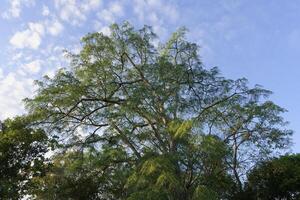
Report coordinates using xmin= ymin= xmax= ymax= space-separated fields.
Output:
xmin=0 ymin=0 xmax=299 ymax=152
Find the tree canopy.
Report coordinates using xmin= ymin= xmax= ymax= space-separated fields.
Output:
xmin=0 ymin=117 xmax=48 ymax=199
xmin=0 ymin=22 xmax=292 ymax=199
xmin=242 ymin=154 xmax=300 ymax=200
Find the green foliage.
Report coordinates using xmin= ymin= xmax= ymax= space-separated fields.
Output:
xmin=22 ymin=22 xmax=292 ymax=199
xmin=240 ymin=154 xmax=300 ymax=200
xmin=31 ymin=147 xmax=132 ymax=200
xmin=0 ymin=116 xmax=48 ymax=199
xmin=193 ymin=186 xmax=219 ymax=200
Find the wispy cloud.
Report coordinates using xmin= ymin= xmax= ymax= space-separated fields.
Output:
xmin=42 ymin=5 xmax=50 ymax=16
xmin=54 ymin=0 xmax=102 ymax=25
xmin=47 ymin=19 xmax=64 ymax=36
xmin=2 ymin=0 xmax=35 ymax=19
xmin=22 ymin=60 xmax=42 ymax=74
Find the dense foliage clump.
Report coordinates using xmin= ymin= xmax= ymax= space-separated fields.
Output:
xmin=244 ymin=154 xmax=300 ymax=200
xmin=0 ymin=117 xmax=48 ymax=199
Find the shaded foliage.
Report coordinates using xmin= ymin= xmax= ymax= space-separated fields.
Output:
xmin=30 ymin=147 xmax=132 ymax=200
xmin=239 ymin=154 xmax=300 ymax=200
xmin=0 ymin=116 xmax=48 ymax=199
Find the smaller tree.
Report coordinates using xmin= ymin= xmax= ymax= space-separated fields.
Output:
xmin=241 ymin=154 xmax=300 ymax=200
xmin=0 ymin=116 xmax=49 ymax=199
xmin=30 ymin=147 xmax=132 ymax=200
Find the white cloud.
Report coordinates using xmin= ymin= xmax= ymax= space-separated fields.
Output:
xmin=16 ymin=69 xmax=27 ymax=77
xmin=99 ymin=26 xmax=111 ymax=36
xmin=97 ymin=9 xmax=115 ymax=23
xmin=12 ymin=52 xmax=23 ymax=61
xmin=94 ymin=21 xmax=111 ymax=35
xmin=0 ymin=73 xmax=35 ymax=119
xmin=42 ymin=5 xmax=50 ymax=16
xmin=22 ymin=60 xmax=42 ymax=74
xmin=96 ymin=1 xmax=124 ymax=24
xmin=43 ymin=69 xmax=56 ymax=79
xmin=132 ymin=0 xmax=178 ymax=22
xmin=2 ymin=0 xmax=35 ymax=19
xmin=0 ymin=68 xmax=3 ymax=79
xmin=9 ymin=19 xmax=64 ymax=50
xmin=81 ymin=0 xmax=102 ymax=12
xmin=47 ymin=20 xmax=64 ymax=36
xmin=28 ymin=22 xmax=45 ymax=34
xmin=131 ymin=0 xmax=178 ymax=37
xmin=58 ymin=2 xmax=86 ymax=25
xmin=10 ymin=22 xmax=44 ymax=49
xmin=109 ymin=1 xmax=123 ymax=15
xmin=54 ymin=0 xmax=102 ymax=25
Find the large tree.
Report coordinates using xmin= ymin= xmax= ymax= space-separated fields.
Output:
xmin=25 ymin=22 xmax=291 ymax=199
xmin=0 ymin=116 xmax=49 ymax=199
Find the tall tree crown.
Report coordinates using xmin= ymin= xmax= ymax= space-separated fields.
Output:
xmin=25 ymin=22 xmax=292 ymax=199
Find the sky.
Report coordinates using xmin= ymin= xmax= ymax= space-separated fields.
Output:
xmin=0 ymin=0 xmax=299 ymax=152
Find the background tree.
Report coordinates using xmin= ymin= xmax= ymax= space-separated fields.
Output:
xmin=0 ymin=116 xmax=49 ymax=199
xmin=238 ymin=154 xmax=300 ymax=200
xmin=25 ymin=22 xmax=292 ymax=199
xmin=31 ymin=147 xmax=131 ymax=200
